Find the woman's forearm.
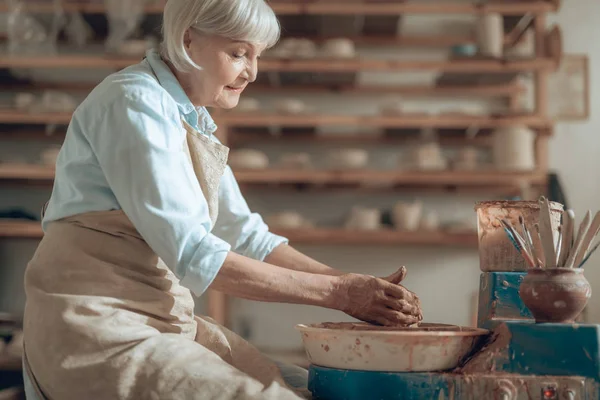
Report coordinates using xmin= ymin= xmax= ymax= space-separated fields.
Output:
xmin=264 ymin=243 xmax=345 ymax=276
xmin=210 ymin=251 xmax=342 ymax=308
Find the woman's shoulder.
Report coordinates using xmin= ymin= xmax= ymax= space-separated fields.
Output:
xmin=78 ymin=62 xmax=179 ymax=120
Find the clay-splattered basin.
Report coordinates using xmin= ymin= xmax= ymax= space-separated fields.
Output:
xmin=295 ymin=322 xmax=489 ymax=372
xmin=519 ymin=267 xmax=591 ymax=323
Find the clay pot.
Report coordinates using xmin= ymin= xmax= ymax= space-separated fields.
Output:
xmin=519 ymin=268 xmax=591 ymax=323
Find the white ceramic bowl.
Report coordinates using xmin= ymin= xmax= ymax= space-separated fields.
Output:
xmin=296 ymin=322 xmax=488 ymax=372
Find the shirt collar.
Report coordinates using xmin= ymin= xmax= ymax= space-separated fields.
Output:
xmin=144 ymin=49 xmax=218 ymax=136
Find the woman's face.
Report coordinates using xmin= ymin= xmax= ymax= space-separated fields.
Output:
xmin=180 ymin=30 xmax=265 ymax=109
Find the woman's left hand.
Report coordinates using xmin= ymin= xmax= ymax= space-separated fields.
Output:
xmin=381 ymin=267 xmax=423 ymax=321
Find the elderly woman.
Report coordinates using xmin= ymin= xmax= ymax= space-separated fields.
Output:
xmin=21 ymin=0 xmax=422 ymax=398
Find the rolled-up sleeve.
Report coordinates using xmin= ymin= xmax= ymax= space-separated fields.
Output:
xmin=83 ymin=84 xmax=231 ymax=296
xmin=212 ymin=166 xmax=288 ymax=261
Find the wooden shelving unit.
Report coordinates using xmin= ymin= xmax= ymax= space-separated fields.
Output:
xmin=0 ymin=0 xmax=562 ymax=327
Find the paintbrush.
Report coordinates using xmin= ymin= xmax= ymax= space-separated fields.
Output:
xmin=518 ymin=215 xmax=536 ymax=264
xmin=500 ymin=219 xmax=536 ymax=268
xmin=501 ymin=225 xmax=536 ymax=268
xmin=578 ymin=240 xmax=600 ymax=268
xmin=565 ymin=210 xmax=592 ymax=269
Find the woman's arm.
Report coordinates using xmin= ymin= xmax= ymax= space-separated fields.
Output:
xmin=210 ymin=252 xmax=422 ymax=326
xmin=264 ymin=243 xmax=345 ymax=276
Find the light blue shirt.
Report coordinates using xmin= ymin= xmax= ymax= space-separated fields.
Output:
xmin=42 ymin=49 xmax=288 ymax=297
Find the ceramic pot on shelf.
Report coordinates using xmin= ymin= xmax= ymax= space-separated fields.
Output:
xmin=491 ymin=125 xmax=536 ymax=171
xmin=476 ymin=13 xmax=504 ymax=58
xmin=344 ymin=206 xmax=381 ymax=231
xmin=519 ymin=268 xmax=591 ymax=323
xmin=392 ymin=201 xmax=423 ymax=231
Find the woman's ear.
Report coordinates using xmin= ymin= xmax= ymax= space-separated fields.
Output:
xmin=183 ymin=29 xmax=192 ymax=50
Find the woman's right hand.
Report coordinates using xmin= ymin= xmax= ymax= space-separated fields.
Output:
xmin=332 ymin=267 xmax=423 ymax=326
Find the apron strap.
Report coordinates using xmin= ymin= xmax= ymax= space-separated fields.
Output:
xmin=23 ymin=344 xmax=51 ymax=400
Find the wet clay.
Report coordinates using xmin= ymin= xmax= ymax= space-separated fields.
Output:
xmin=315 ymin=322 xmax=479 ymax=332
xmin=519 ymin=267 xmax=591 ymax=323
xmin=456 ymin=323 xmax=511 ymax=374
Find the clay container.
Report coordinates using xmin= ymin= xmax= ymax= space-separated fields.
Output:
xmin=519 ymin=268 xmax=591 ymax=323
xmin=475 ymin=200 xmax=564 ymax=272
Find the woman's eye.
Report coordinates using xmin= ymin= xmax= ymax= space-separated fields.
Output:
xmin=232 ymin=52 xmax=245 ymax=59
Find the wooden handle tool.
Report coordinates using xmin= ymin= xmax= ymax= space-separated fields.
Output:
xmin=557 ymin=210 xmax=573 ymax=268
xmin=538 ymin=197 xmax=557 ymax=268
xmin=573 ymin=210 xmax=600 ymax=268
xmin=565 ymin=210 xmax=592 ymax=269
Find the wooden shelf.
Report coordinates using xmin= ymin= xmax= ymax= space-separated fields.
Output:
xmin=229 ymin=131 xmax=495 ymax=147
xmin=284 ymin=34 xmax=478 ymax=47
xmin=1 ymin=81 xmax=525 ymax=98
xmin=233 ymin=169 xmax=546 ymax=187
xmin=0 ymin=54 xmax=139 ymax=69
xmin=0 ymin=110 xmax=551 ymax=128
xmin=259 ymin=57 xmax=556 ymax=73
xmin=0 ymin=1 xmax=558 ymax=15
xmin=0 ymin=164 xmax=55 ymax=180
xmin=0 ymin=220 xmax=478 ymax=247
xmin=0 ymin=220 xmax=42 ymax=238
xmin=0 ymin=354 xmax=22 ymax=371
xmin=0 ymin=54 xmax=557 ymax=72
xmin=271 ymin=228 xmax=478 ymax=246
xmin=0 ymin=164 xmax=546 ymax=189
xmin=222 ymin=113 xmax=551 ymax=129
xmin=269 ymin=1 xmax=558 ymax=16
xmin=247 ymin=83 xmax=525 ymax=97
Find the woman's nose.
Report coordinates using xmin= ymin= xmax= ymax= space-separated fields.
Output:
xmin=247 ymin=58 xmax=258 ymax=83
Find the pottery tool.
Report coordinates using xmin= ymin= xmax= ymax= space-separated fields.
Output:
xmin=555 ymin=226 xmax=563 ymax=267
xmin=533 ymin=223 xmax=546 ymax=267
xmin=557 ymin=209 xmax=574 ymax=268
xmin=578 ymin=240 xmax=600 ymax=268
xmin=500 ymin=219 xmax=535 ymax=268
xmin=538 ymin=196 xmax=557 ymax=268
xmin=572 ymin=210 xmax=600 ymax=268
xmin=565 ymin=210 xmax=592 ymax=269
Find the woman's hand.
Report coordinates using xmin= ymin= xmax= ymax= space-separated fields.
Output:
xmin=333 ymin=267 xmax=423 ymax=326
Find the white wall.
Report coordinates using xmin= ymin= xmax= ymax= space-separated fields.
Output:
xmin=1 ymin=3 xmax=598 ymax=352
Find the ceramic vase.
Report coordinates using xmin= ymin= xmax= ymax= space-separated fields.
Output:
xmin=519 ymin=268 xmax=591 ymax=323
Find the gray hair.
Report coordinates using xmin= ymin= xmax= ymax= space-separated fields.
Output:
xmin=161 ymin=0 xmax=280 ymax=72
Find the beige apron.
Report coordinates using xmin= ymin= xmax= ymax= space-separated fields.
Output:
xmin=22 ymin=119 xmax=305 ymax=400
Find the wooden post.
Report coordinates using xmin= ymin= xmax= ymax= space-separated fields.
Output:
xmin=534 ymin=15 xmax=548 ymax=118
xmin=206 ymin=290 xmax=229 ymax=326
xmin=532 ymin=14 xmax=549 ymax=197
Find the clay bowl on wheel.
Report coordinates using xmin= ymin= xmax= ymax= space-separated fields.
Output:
xmin=519 ymin=268 xmax=591 ymax=323
xmin=295 ymin=322 xmax=489 ymax=372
